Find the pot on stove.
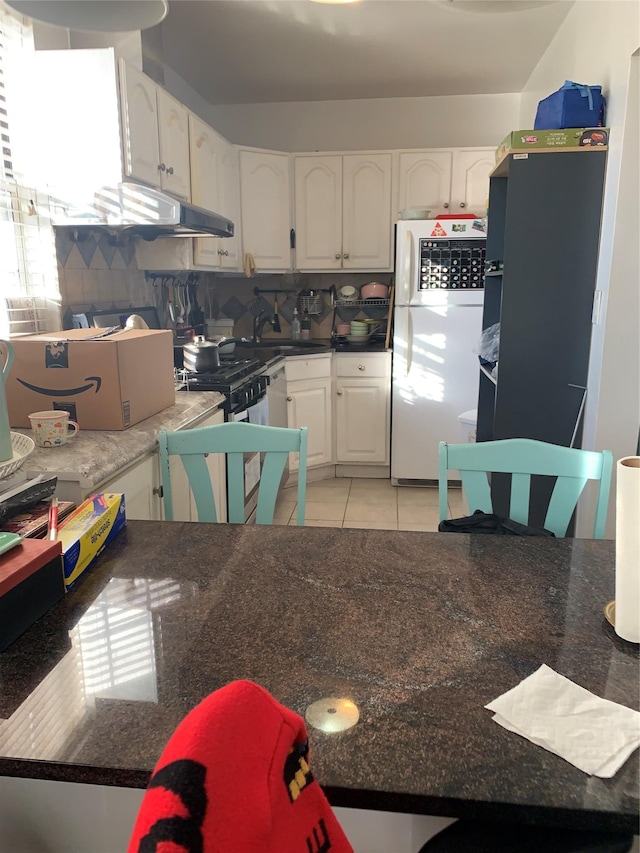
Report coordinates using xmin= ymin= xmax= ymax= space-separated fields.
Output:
xmin=183 ymin=335 xmax=243 ymax=373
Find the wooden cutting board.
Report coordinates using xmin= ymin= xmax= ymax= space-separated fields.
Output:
xmin=384 ymin=286 xmax=395 ymax=350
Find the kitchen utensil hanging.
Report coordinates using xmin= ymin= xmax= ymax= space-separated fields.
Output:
xmin=272 ymin=293 xmax=282 ymax=333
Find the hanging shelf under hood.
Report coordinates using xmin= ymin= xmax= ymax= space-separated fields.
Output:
xmin=51 ymin=182 xmax=234 ymax=243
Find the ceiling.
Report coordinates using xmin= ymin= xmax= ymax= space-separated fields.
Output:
xmin=157 ymin=0 xmax=574 ymax=105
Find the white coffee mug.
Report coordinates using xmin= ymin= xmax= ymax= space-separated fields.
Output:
xmin=28 ymin=410 xmax=80 ymax=448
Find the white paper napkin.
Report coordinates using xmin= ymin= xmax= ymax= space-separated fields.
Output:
xmin=485 ymin=664 xmax=640 ymax=778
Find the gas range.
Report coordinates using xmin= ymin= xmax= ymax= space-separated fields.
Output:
xmin=176 ymin=356 xmax=267 ymax=417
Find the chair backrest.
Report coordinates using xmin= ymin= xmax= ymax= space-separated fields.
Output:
xmin=159 ymin=422 xmax=308 ymax=525
xmin=438 ymin=439 xmax=613 ymax=538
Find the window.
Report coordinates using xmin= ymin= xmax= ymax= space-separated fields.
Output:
xmin=0 ymin=6 xmax=61 ymax=338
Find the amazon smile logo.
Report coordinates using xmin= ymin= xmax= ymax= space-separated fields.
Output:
xmin=17 ymin=376 xmax=102 ymax=396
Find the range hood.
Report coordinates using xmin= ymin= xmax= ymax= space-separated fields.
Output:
xmin=51 ymin=182 xmax=234 ymax=242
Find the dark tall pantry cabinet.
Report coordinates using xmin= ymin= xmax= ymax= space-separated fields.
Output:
xmin=477 ymin=148 xmax=607 ymax=527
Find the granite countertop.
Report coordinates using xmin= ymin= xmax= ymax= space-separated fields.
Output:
xmin=0 ymin=523 xmax=637 ymax=832
xmin=17 ymin=391 xmax=225 ymax=491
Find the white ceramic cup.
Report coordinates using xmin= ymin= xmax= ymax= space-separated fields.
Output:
xmin=28 ymin=410 xmax=80 ymax=448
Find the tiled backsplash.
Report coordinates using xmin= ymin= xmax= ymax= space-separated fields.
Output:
xmin=56 ymin=229 xmax=156 ymax=328
xmin=198 ymin=272 xmax=393 ymax=341
xmin=55 ymin=229 xmax=391 ymax=339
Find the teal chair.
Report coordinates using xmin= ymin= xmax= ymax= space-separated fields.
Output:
xmin=158 ymin=422 xmax=308 ymax=525
xmin=438 ymin=438 xmax=613 ymax=538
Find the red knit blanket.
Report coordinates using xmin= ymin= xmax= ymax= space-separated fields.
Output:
xmin=128 ymin=680 xmax=354 ymax=853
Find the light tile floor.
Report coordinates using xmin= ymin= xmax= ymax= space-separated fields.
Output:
xmin=275 ymin=477 xmax=465 ymax=530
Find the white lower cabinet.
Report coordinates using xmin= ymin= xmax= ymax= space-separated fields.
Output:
xmin=335 ymin=352 xmax=391 ymax=465
xmin=286 ymin=380 xmax=333 ymax=471
xmin=162 ymin=409 xmax=227 ymax=523
xmin=98 ymin=408 xmax=226 ymax=522
xmin=336 ymin=379 xmax=389 ymax=464
xmin=284 ymin=352 xmax=391 ymax=472
xmin=285 ymin=355 xmax=333 ymax=471
xmin=100 ymin=454 xmax=163 ymax=521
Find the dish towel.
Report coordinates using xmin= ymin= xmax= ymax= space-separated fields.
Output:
xmin=485 ymin=664 xmax=640 ymax=778
xmin=248 ymin=396 xmax=269 ymax=426
xmin=127 ymin=679 xmax=353 ymax=853
xmin=244 ymin=252 xmax=256 ymax=277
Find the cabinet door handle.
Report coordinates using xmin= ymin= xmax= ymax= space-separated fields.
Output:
xmin=152 ymin=485 xmax=164 ymax=497
xmin=336 ymin=390 xmax=343 ymax=395
xmin=223 ymin=250 xmax=229 ymax=256
xmin=335 ymin=253 xmax=341 ymax=260
xmin=158 ymin=163 xmax=166 ymax=171
xmin=287 ymin=396 xmax=293 ymax=402
xmin=459 ymin=202 xmax=466 ymax=208
xmin=443 ymin=202 xmax=449 ymax=209
xmin=358 ymin=365 xmax=365 ymax=371
xmin=167 ymin=166 xmax=174 ymax=175
xmin=343 ymin=253 xmax=349 ymax=259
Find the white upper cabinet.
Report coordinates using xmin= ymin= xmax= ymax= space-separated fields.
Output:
xmin=449 ymin=148 xmax=495 ymax=215
xmin=119 ymin=61 xmax=191 ymax=200
xmin=17 ymin=51 xmax=195 ymax=205
xmin=217 ymin=138 xmax=242 ymax=270
xmin=189 ymin=113 xmax=221 ymax=211
xmin=119 ymin=61 xmax=161 ymax=188
xmin=155 ymin=89 xmax=190 ymax=200
xmin=395 ymin=148 xmax=495 ymax=219
xmin=294 ymin=153 xmax=392 ymax=271
xmin=190 ymin=117 xmax=242 ymax=269
xmin=294 ymin=156 xmax=342 ymax=270
xmin=342 ymin=154 xmax=392 ymax=270
xmin=119 ymin=61 xmax=190 ymax=200
xmin=137 ymin=118 xmax=242 ymax=272
xmin=396 ymin=151 xmax=453 ymax=217
xmin=239 ymin=149 xmax=291 ymax=271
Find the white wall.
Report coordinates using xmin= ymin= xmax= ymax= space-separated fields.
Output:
xmin=520 ymin=0 xmax=640 ymax=537
xmin=163 ymin=65 xmax=519 ymax=152
xmin=193 ymin=93 xmax=520 ymax=152
xmin=32 ymin=21 xmax=143 ymax=67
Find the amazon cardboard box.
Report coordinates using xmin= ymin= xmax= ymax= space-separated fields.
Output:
xmin=7 ymin=328 xmax=175 ymax=430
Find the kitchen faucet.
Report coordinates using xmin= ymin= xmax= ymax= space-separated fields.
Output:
xmin=253 ymin=310 xmax=276 ymax=343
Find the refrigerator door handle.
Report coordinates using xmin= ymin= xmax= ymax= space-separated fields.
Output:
xmin=407 ymin=228 xmax=415 ymax=301
xmin=406 ymin=309 xmax=413 ymax=376
xmin=396 ymin=225 xmax=415 ymax=306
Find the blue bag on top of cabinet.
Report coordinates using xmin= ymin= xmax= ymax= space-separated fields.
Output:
xmin=534 ymin=81 xmax=606 ymax=130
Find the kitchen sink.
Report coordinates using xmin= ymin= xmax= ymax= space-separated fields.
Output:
xmin=234 ymin=340 xmax=331 ymax=363
xmin=237 ymin=339 xmax=324 ymax=349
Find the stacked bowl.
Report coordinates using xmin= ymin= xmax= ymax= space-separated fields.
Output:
xmin=347 ymin=319 xmax=370 ymax=346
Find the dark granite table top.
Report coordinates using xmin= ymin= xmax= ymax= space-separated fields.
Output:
xmin=0 ymin=523 xmax=637 ymax=832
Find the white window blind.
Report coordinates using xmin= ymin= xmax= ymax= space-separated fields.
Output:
xmin=0 ymin=6 xmax=61 ymax=338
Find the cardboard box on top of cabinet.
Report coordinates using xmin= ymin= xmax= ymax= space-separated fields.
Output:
xmin=6 ymin=328 xmax=175 ymax=430
xmin=496 ymin=128 xmax=609 ymax=164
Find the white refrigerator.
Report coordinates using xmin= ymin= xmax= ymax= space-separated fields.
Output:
xmin=391 ymin=218 xmax=486 ymax=483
